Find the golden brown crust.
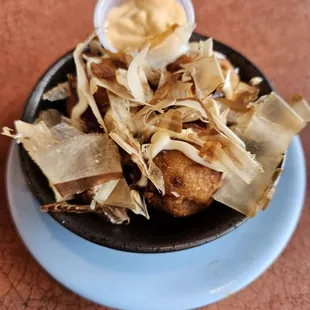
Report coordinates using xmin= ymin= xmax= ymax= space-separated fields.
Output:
xmin=91 ymin=59 xmax=117 ymax=79
xmin=91 ymin=59 xmax=127 ymax=80
xmin=145 ymin=150 xmax=222 ymax=217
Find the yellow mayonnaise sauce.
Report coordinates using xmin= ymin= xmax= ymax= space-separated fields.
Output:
xmin=105 ymin=0 xmax=187 ymax=52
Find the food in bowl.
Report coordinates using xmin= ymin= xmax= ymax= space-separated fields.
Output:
xmin=3 ymin=24 xmax=310 ymax=225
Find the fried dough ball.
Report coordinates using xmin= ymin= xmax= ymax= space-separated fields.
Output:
xmin=145 ymin=150 xmax=222 ymax=217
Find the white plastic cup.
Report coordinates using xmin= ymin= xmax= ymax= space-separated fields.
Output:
xmin=94 ymin=0 xmax=196 ymax=52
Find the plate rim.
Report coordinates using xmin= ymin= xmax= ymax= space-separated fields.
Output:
xmin=5 ymin=137 xmax=306 ymax=309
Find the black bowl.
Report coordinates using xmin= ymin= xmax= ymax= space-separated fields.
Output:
xmin=19 ymin=33 xmax=273 ymax=253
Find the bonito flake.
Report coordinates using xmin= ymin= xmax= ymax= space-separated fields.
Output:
xmin=3 ymin=25 xmax=310 ymax=223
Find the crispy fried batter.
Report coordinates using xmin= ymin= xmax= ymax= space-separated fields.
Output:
xmin=91 ymin=59 xmax=117 ymax=79
xmin=91 ymin=59 xmax=127 ymax=80
xmin=145 ymin=150 xmax=222 ymax=217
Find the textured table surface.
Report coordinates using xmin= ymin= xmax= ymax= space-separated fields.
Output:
xmin=1 ymin=0 xmax=310 ymax=309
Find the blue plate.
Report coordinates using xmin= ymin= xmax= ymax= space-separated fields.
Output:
xmin=6 ymin=138 xmax=306 ymax=309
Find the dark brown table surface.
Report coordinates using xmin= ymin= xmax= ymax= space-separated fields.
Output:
xmin=1 ymin=0 xmax=309 ymax=309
